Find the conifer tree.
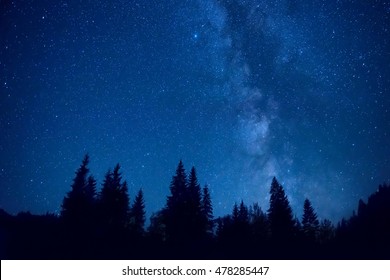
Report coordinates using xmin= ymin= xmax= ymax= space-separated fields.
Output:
xmin=99 ymin=164 xmax=130 ymax=229
xmin=167 ymin=160 xmax=187 ymax=206
xmin=238 ymin=200 xmax=249 ymax=224
xmin=232 ymin=203 xmax=239 ymax=222
xmin=250 ymin=203 xmax=269 ymax=241
xmin=85 ymin=175 xmax=97 ymax=204
xmin=267 ymin=177 xmax=295 ymax=242
xmin=187 ymin=167 xmax=202 ymax=237
xmin=237 ymin=200 xmax=251 ymax=241
xmin=201 ymin=185 xmax=213 ymax=235
xmin=188 ymin=167 xmax=202 ymax=210
xmin=130 ymin=189 xmax=146 ymax=235
xmin=166 ymin=160 xmax=187 ymax=211
xmin=302 ymin=198 xmax=319 ymax=242
xmin=164 ymin=160 xmax=188 ymax=242
xmin=61 ymin=154 xmax=96 ymax=225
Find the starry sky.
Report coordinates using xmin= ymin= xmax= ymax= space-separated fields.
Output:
xmin=1 ymin=0 xmax=389 ymax=223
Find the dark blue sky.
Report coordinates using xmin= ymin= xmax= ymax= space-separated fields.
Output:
xmin=1 ymin=0 xmax=389 ymax=222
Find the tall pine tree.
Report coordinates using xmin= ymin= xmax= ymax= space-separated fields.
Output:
xmin=164 ymin=160 xmax=188 ymax=243
xmin=201 ymin=185 xmax=213 ymax=235
xmin=61 ymin=154 xmax=96 ymax=226
xmin=238 ymin=200 xmax=249 ymax=224
xmin=130 ymin=188 xmax=146 ymax=235
xmin=99 ymin=164 xmax=130 ymax=229
xmin=166 ymin=160 xmax=187 ymax=212
xmin=250 ymin=203 xmax=269 ymax=242
xmin=302 ymin=198 xmax=319 ymax=242
xmin=267 ymin=177 xmax=295 ymax=243
xmin=232 ymin=203 xmax=239 ymax=222
xmin=187 ymin=167 xmax=203 ymax=238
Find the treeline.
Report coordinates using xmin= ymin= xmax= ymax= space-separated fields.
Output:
xmin=0 ymin=155 xmax=389 ymax=259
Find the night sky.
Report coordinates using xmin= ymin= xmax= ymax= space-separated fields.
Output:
xmin=1 ymin=0 xmax=389 ymax=223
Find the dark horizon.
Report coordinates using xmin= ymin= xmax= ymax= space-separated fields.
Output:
xmin=0 ymin=154 xmax=387 ymax=225
xmin=1 ymin=156 xmax=390 ymax=259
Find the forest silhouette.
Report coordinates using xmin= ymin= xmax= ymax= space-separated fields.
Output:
xmin=0 ymin=155 xmax=389 ymax=259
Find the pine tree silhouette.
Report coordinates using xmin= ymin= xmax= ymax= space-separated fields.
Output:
xmin=302 ymin=198 xmax=319 ymax=243
xmin=61 ymin=154 xmax=96 ymax=226
xmin=130 ymin=189 xmax=146 ymax=236
xmin=201 ymin=185 xmax=213 ymax=235
xmin=86 ymin=175 xmax=97 ymax=204
xmin=99 ymin=164 xmax=130 ymax=229
xmin=167 ymin=160 xmax=187 ymax=208
xmin=232 ymin=203 xmax=239 ymax=221
xmin=249 ymin=203 xmax=269 ymax=243
xmin=267 ymin=177 xmax=295 ymax=243
xmin=59 ymin=155 xmax=99 ymax=258
xmin=164 ymin=160 xmax=188 ymax=243
xmin=187 ymin=167 xmax=203 ymax=239
xmin=238 ymin=200 xmax=249 ymax=224
xmin=237 ymin=200 xmax=251 ymax=243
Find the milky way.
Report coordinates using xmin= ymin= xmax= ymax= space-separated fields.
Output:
xmin=1 ymin=0 xmax=389 ymax=222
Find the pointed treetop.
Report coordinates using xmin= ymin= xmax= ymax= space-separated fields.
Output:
xmin=131 ymin=188 xmax=146 ymax=233
xmin=85 ymin=175 xmax=97 ymax=200
xmin=267 ymin=176 xmax=295 ymax=239
xmin=232 ymin=203 xmax=239 ymax=220
xmin=113 ymin=163 xmax=121 ymax=173
xmin=177 ymin=160 xmax=184 ymax=171
xmin=201 ymin=184 xmax=213 ymax=219
xmin=111 ymin=163 xmax=123 ymax=189
xmin=302 ymin=198 xmax=319 ymax=227
xmin=188 ymin=166 xmax=200 ymax=186
xmin=113 ymin=163 xmax=121 ymax=178
xmin=239 ymin=200 xmax=249 ymax=223
xmin=70 ymin=154 xmax=91 ymax=193
xmin=170 ymin=160 xmax=187 ymax=193
xmin=82 ymin=154 xmax=90 ymax=166
xmin=175 ymin=160 xmax=186 ymax=175
xmin=189 ymin=166 xmax=198 ymax=182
